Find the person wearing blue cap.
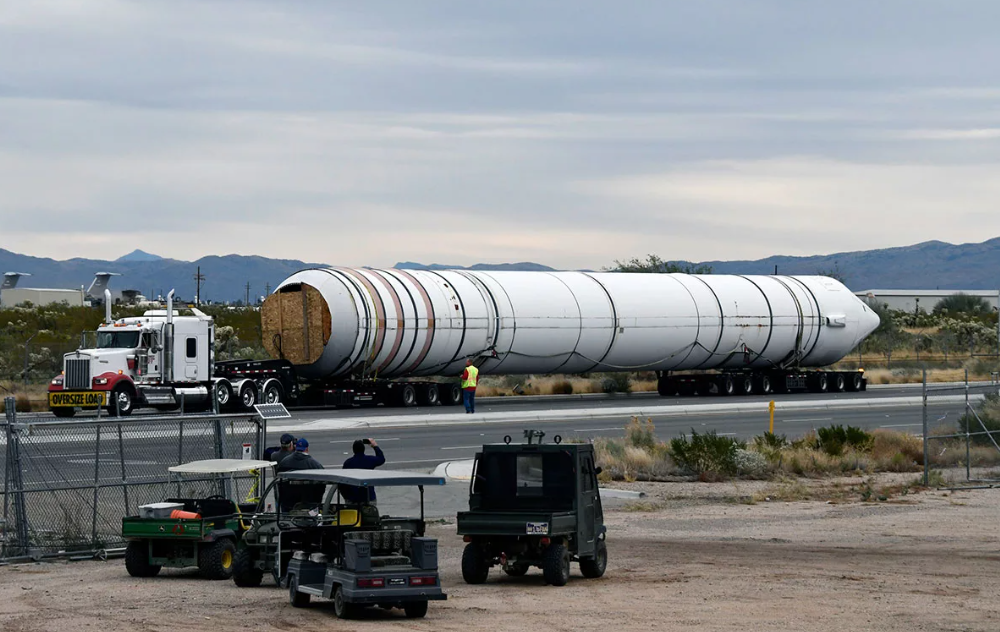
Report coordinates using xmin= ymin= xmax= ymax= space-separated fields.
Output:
xmin=264 ymin=433 xmax=297 ymax=463
xmin=275 ymin=437 xmax=324 ymax=511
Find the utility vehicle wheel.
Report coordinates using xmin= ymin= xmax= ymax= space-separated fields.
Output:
xmin=738 ymin=376 xmax=753 ymax=396
xmin=110 ymin=385 xmax=134 ymax=417
xmin=579 ymin=540 xmax=608 ymax=579
xmin=198 ymin=538 xmax=236 ymax=580
xmin=51 ymin=407 xmax=76 ymax=418
xmin=461 ymin=543 xmax=490 ymax=584
xmin=333 ymin=585 xmax=358 ymax=619
xmin=239 ymin=383 xmax=257 ymax=410
xmin=398 ymin=384 xmax=418 ymax=407
xmin=718 ymin=375 xmax=735 ymax=396
xmin=542 ymin=542 xmax=571 ymax=587
xmin=440 ymin=383 xmax=463 ymax=406
xmin=503 ymin=563 xmax=529 ymax=577
xmin=125 ymin=541 xmax=160 ymax=577
xmin=215 ymin=381 xmax=233 ymax=410
xmin=403 ymin=600 xmax=429 ymax=619
xmin=232 ymin=548 xmax=263 ymax=587
xmin=847 ymin=373 xmax=863 ymax=392
xmin=263 ymin=382 xmax=282 ymax=404
xmin=833 ymin=373 xmax=846 ymax=392
xmin=418 ymin=383 xmax=440 ymax=406
xmin=289 ymin=574 xmax=310 ymax=608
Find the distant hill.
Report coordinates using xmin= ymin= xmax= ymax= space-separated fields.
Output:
xmin=116 ymin=249 xmax=163 ymax=263
xmin=395 ymin=261 xmax=556 ymax=272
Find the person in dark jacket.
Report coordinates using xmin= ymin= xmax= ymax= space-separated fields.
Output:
xmin=264 ymin=433 xmax=296 ymax=463
xmin=340 ymin=438 xmax=385 ymax=504
xmin=276 ymin=438 xmax=324 ymax=511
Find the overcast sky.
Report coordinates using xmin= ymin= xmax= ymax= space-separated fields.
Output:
xmin=2 ymin=1 xmax=1000 ymax=269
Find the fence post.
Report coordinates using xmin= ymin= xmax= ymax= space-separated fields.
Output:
xmin=117 ymin=423 xmax=129 ymax=518
xmin=965 ymin=369 xmax=971 ymax=481
xmin=6 ymin=400 xmax=30 ymax=557
xmin=214 ymin=416 xmax=226 ymax=497
xmin=92 ymin=426 xmax=102 ymax=548
xmin=176 ymin=418 xmax=184 ymax=497
xmin=922 ymin=369 xmax=929 ymax=486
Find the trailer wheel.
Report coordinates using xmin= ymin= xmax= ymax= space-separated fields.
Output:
xmin=738 ymin=376 xmax=753 ymax=395
xmin=833 ymin=373 xmax=846 ymax=392
xmin=398 ymin=384 xmax=418 ymax=407
xmin=418 ymin=383 xmax=440 ymax=406
xmin=756 ymin=374 xmax=773 ymax=395
xmin=812 ymin=373 xmax=829 ymax=393
xmin=580 ymin=539 xmax=608 ymax=579
xmin=846 ymin=373 xmax=863 ymax=392
xmin=239 ymin=382 xmax=258 ymax=410
xmin=717 ymin=375 xmax=735 ymax=396
xmin=542 ymin=542 xmax=571 ymax=586
xmin=440 ymin=383 xmax=462 ymax=406
xmin=198 ymin=538 xmax=236 ymax=580
xmin=461 ymin=543 xmax=490 ymax=584
xmin=263 ymin=381 xmax=282 ymax=405
xmin=125 ymin=541 xmax=160 ymax=578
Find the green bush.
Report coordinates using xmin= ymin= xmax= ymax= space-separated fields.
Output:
xmin=669 ymin=430 xmax=745 ymax=477
xmin=600 ymin=373 xmax=632 ymax=394
xmin=816 ymin=425 xmax=873 ymax=456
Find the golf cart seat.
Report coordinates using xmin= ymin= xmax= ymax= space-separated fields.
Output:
xmin=344 ymin=529 xmax=414 ymax=567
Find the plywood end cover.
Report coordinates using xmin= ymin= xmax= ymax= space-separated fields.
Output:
xmin=261 ymin=283 xmax=331 ymax=366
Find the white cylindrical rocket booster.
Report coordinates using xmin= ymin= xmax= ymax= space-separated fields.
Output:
xmin=260 ymin=269 xmax=880 ymax=381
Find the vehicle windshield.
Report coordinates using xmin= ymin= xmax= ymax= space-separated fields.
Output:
xmin=96 ymin=331 xmax=140 ymax=349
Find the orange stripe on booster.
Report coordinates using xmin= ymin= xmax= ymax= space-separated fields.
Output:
xmin=394 ymin=269 xmax=436 ymax=374
xmin=369 ymin=269 xmax=406 ymax=372
xmin=336 ymin=268 xmax=386 ymax=368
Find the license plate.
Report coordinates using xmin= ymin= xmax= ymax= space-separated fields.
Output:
xmin=49 ymin=391 xmax=108 ymax=407
xmin=388 ymin=578 xmax=406 ymax=586
xmin=526 ymin=522 xmax=549 ymax=535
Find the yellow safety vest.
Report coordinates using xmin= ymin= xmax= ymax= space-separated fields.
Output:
xmin=462 ymin=365 xmax=479 ymax=389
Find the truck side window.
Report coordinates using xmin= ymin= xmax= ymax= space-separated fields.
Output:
xmin=186 ymin=337 xmax=197 ymax=359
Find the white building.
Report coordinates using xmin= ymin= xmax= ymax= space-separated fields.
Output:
xmin=0 ymin=287 xmax=86 ymax=308
xmin=856 ymin=289 xmax=1000 ymax=313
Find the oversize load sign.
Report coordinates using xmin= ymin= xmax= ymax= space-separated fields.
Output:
xmin=49 ymin=391 xmax=108 ymax=407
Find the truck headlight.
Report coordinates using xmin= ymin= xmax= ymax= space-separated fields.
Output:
xmin=51 ymin=376 xmax=64 ymax=386
xmin=93 ymin=377 xmax=109 ymax=386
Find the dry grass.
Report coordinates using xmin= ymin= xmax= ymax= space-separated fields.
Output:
xmin=476 ymin=374 xmax=657 ymax=397
xmin=0 ymin=381 xmax=49 ymax=412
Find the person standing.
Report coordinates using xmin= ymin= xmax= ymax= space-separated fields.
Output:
xmin=341 ymin=438 xmax=385 ymax=505
xmin=276 ymin=438 xmax=324 ymax=511
xmin=461 ymin=359 xmax=479 ymax=414
xmin=264 ymin=433 xmax=296 ymax=463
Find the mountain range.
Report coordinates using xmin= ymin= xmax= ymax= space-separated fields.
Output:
xmin=1 ymin=238 xmax=999 ymax=303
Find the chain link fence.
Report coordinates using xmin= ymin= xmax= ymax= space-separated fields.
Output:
xmin=922 ymin=370 xmax=1000 ymax=487
xmin=1 ymin=399 xmax=265 ymax=561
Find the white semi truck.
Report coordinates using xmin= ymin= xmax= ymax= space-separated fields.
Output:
xmin=47 ymin=269 xmax=881 ymax=417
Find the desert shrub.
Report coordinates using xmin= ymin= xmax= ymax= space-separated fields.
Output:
xmin=669 ymin=430 xmax=744 ymax=477
xmin=625 ymin=417 xmax=657 ymax=450
xmin=600 ymin=373 xmax=632 ymax=394
xmin=816 ymin=425 xmax=873 ymax=456
xmin=550 ymin=379 xmax=573 ymax=395
xmin=733 ymin=449 xmax=770 ymax=478
xmin=956 ymin=392 xmax=1000 ymax=446
xmin=870 ymin=429 xmax=924 ymax=469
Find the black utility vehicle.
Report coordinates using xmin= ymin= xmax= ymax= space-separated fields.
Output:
xmin=457 ymin=430 xmax=608 ymax=586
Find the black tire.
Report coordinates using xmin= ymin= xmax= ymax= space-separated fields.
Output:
xmin=51 ymin=407 xmax=76 ymax=418
xmin=232 ymin=548 xmax=263 ymax=587
xmin=846 ymin=372 xmax=863 ymax=392
xmin=439 ymin=383 xmax=462 ymax=406
xmin=198 ymin=538 xmax=236 ymax=580
xmin=718 ymin=375 xmax=735 ymax=396
xmin=403 ymin=600 xmax=429 ymax=618
xmin=814 ymin=373 xmax=829 ymax=393
xmin=461 ymin=543 xmax=490 ymax=584
xmin=656 ymin=377 xmax=675 ymax=397
xmin=125 ymin=541 xmax=160 ymax=578
xmin=239 ymin=383 xmax=257 ymax=411
xmin=738 ymin=376 xmax=753 ymax=395
xmin=110 ymin=385 xmax=134 ymax=417
xmin=333 ymin=585 xmax=358 ymax=619
xmin=215 ymin=380 xmax=233 ymax=411
xmin=398 ymin=384 xmax=418 ymax=407
xmin=833 ymin=373 xmax=846 ymax=392
xmin=263 ymin=381 xmax=282 ymax=405
xmin=542 ymin=542 xmax=571 ymax=586
xmin=289 ymin=574 xmax=311 ymax=608
xmin=579 ymin=540 xmax=608 ymax=579
xmin=757 ymin=374 xmax=773 ymax=395
xmin=503 ymin=563 xmax=529 ymax=577
xmin=418 ymin=383 xmax=440 ymax=406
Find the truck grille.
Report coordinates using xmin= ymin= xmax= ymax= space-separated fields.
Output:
xmin=65 ymin=358 xmax=91 ymax=390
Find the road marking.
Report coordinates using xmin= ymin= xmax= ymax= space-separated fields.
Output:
xmin=572 ymin=427 xmax=627 ymax=432
xmin=779 ymin=417 xmax=833 ymax=423
xmin=328 ymin=438 xmax=400 ymax=444
xmin=880 ymin=423 xmax=923 ymax=428
xmin=441 ymin=445 xmax=483 ymax=450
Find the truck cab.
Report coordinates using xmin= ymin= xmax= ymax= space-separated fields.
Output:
xmin=47 ymin=291 xmax=241 ymax=417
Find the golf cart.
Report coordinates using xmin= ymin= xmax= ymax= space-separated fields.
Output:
xmin=457 ymin=430 xmax=608 ymax=586
xmin=121 ymin=458 xmax=274 ymax=579
xmin=233 ymin=468 xmax=447 ymax=619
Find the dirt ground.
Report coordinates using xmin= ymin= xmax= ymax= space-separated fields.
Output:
xmin=3 ymin=474 xmax=999 ymax=632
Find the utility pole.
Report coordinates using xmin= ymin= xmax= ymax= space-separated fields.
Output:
xmin=265 ymin=282 xmax=271 ymax=298
xmin=245 ymin=282 xmax=251 ymax=307
xmin=193 ymin=266 xmax=205 ymax=306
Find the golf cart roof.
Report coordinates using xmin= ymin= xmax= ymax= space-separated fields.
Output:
xmin=278 ymin=469 xmax=446 ymax=487
xmin=168 ymin=459 xmax=275 ymax=474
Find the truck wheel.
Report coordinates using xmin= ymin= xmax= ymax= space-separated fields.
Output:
xmin=51 ymin=407 xmax=76 ymax=418
xmin=440 ymin=383 xmax=462 ymax=406
xmin=239 ymin=383 xmax=257 ymax=410
xmin=125 ymin=541 xmax=160 ymax=577
xmin=833 ymin=373 xmax=846 ymax=392
xmin=418 ymin=383 xmax=440 ymax=406
xmin=756 ymin=374 xmax=773 ymax=395
xmin=846 ymin=373 xmax=863 ymax=392
xmin=289 ymin=574 xmax=311 ymax=608
xmin=398 ymin=384 xmax=417 ymax=407
xmin=717 ymin=375 xmax=735 ymax=396
xmin=812 ymin=373 xmax=829 ymax=393
xmin=461 ymin=543 xmax=490 ymax=584
xmin=110 ymin=385 xmax=134 ymax=417
xmin=579 ymin=540 xmax=608 ymax=579
xmin=232 ymin=548 xmax=263 ymax=587
xmin=215 ymin=381 xmax=233 ymax=410
xmin=403 ymin=600 xmax=429 ymax=618
xmin=263 ymin=381 xmax=282 ymax=404
xmin=198 ymin=538 xmax=236 ymax=580
xmin=333 ymin=585 xmax=359 ymax=618
xmin=738 ymin=376 xmax=753 ymax=395
xmin=542 ymin=542 xmax=571 ymax=586
xmin=503 ymin=563 xmax=529 ymax=577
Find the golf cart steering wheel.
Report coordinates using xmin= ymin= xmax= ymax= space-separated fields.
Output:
xmin=204 ymin=494 xmax=227 ymax=500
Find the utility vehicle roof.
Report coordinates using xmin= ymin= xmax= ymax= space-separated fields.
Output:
xmin=278 ymin=469 xmax=445 ymax=487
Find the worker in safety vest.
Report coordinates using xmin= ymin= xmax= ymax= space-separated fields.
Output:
xmin=461 ymin=359 xmax=479 ymax=414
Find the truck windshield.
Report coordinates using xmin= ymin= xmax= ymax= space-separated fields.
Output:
xmin=96 ymin=331 xmax=140 ymax=349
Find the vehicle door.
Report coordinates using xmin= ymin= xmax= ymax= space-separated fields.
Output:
xmin=577 ymin=452 xmax=599 ymax=556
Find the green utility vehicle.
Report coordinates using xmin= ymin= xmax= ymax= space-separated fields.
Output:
xmin=457 ymin=430 xmax=608 ymax=586
xmin=121 ymin=459 xmax=274 ymax=579
xmin=233 ymin=469 xmax=447 ymax=620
